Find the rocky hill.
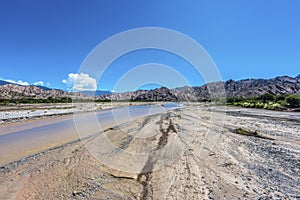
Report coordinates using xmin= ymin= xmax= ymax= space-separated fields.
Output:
xmin=1 ymin=75 xmax=299 ymax=101
xmin=171 ymin=75 xmax=300 ymax=100
xmin=98 ymin=75 xmax=300 ymax=101
xmin=0 ymin=84 xmax=89 ymax=100
xmin=97 ymin=87 xmax=177 ymax=101
xmin=224 ymin=75 xmax=300 ymax=97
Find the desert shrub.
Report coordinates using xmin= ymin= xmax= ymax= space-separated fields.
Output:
xmin=224 ymin=93 xmax=299 ymax=110
xmin=233 ymin=102 xmax=241 ymax=106
xmin=241 ymin=102 xmax=251 ymax=108
xmin=275 ymin=94 xmax=288 ymax=102
xmin=255 ymin=102 xmax=264 ymax=108
xmin=269 ymin=103 xmax=283 ymax=110
xmin=285 ymin=94 xmax=300 ymax=108
xmin=263 ymin=102 xmax=283 ymax=110
xmin=278 ymin=100 xmax=288 ymax=107
xmin=227 ymin=96 xmax=243 ymax=103
xmin=257 ymin=93 xmax=275 ymax=103
xmin=226 ymin=97 xmax=235 ymax=103
xmin=0 ymin=98 xmax=73 ymax=104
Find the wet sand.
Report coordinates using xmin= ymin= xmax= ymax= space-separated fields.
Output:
xmin=0 ymin=104 xmax=299 ymax=199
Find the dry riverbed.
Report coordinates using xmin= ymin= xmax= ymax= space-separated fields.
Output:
xmin=0 ymin=104 xmax=299 ymax=199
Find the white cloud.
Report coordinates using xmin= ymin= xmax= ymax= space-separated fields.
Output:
xmin=5 ymin=79 xmax=29 ymax=86
xmin=33 ymin=81 xmax=44 ymax=86
xmin=62 ymin=73 xmax=97 ymax=91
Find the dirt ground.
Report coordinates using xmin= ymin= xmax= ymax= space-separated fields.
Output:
xmin=0 ymin=104 xmax=299 ymax=199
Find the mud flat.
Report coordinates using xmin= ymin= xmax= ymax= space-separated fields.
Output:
xmin=0 ymin=104 xmax=299 ymax=199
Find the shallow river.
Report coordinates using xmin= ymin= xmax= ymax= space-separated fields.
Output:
xmin=0 ymin=103 xmax=180 ymax=166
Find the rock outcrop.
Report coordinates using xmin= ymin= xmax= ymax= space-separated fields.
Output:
xmin=173 ymin=75 xmax=300 ymax=100
xmin=1 ymin=75 xmax=299 ymax=101
xmin=98 ymin=75 xmax=300 ymax=101
xmin=97 ymin=87 xmax=178 ymax=101
xmin=0 ymin=84 xmax=89 ymax=100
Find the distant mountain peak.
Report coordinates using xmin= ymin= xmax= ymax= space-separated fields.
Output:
xmin=0 ymin=80 xmax=11 ymax=86
xmin=296 ymin=74 xmax=300 ymax=79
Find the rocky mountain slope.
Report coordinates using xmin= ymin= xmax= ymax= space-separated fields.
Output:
xmin=97 ymin=87 xmax=178 ymax=101
xmin=1 ymin=75 xmax=299 ymax=101
xmin=98 ymin=75 xmax=300 ymax=101
xmin=225 ymin=75 xmax=300 ymax=97
xmin=0 ymin=84 xmax=89 ymax=100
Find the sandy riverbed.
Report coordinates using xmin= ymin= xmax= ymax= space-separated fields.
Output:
xmin=0 ymin=104 xmax=299 ymax=199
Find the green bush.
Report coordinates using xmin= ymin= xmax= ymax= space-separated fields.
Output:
xmin=257 ymin=93 xmax=275 ymax=103
xmin=227 ymin=93 xmax=296 ymax=110
xmin=278 ymin=100 xmax=288 ymax=107
xmin=286 ymin=94 xmax=300 ymax=108
xmin=255 ymin=102 xmax=264 ymax=108
xmin=0 ymin=98 xmax=73 ymax=104
xmin=241 ymin=102 xmax=250 ymax=107
xmin=269 ymin=103 xmax=283 ymax=110
xmin=275 ymin=94 xmax=288 ymax=102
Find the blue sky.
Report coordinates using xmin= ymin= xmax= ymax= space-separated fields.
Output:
xmin=0 ymin=0 xmax=299 ymax=92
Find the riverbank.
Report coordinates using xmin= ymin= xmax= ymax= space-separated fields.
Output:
xmin=0 ymin=102 xmax=176 ymax=166
xmin=0 ymin=104 xmax=299 ymax=199
xmin=0 ymin=102 xmax=161 ymax=124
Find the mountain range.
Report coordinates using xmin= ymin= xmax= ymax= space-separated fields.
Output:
xmin=0 ymin=75 xmax=299 ymax=101
xmin=97 ymin=75 xmax=300 ymax=101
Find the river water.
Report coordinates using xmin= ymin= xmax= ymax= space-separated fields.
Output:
xmin=0 ymin=103 xmax=180 ymax=166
